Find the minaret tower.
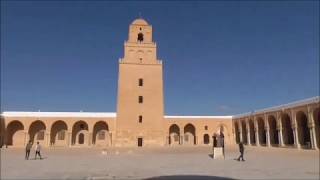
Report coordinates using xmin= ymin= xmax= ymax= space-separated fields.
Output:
xmin=115 ymin=18 xmax=165 ymax=147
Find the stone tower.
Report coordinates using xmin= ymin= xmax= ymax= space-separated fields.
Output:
xmin=115 ymin=18 xmax=165 ymax=147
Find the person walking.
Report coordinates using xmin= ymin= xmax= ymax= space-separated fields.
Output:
xmin=237 ymin=141 xmax=245 ymax=161
xmin=25 ymin=140 xmax=32 ymax=160
xmin=34 ymin=141 xmax=42 ymax=160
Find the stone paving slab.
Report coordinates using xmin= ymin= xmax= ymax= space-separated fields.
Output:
xmin=0 ymin=145 xmax=319 ymax=179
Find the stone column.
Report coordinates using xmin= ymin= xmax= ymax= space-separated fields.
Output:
xmin=67 ymin=132 xmax=72 ymax=147
xmin=254 ymin=118 xmax=260 ymax=146
xmin=264 ymin=114 xmax=271 ymax=147
xmin=88 ymin=132 xmax=93 ymax=146
xmin=24 ymin=131 xmax=29 ymax=146
xmin=195 ymin=136 xmax=198 ymax=145
xmin=179 ymin=129 xmax=183 ymax=145
xmin=45 ymin=132 xmax=51 ymax=147
xmin=246 ymin=119 xmax=251 ymax=145
xmin=239 ymin=121 xmax=243 ymax=142
xmin=309 ymin=126 xmax=315 ymax=149
xmin=266 ymin=127 xmax=271 ymax=147
xmin=293 ymin=127 xmax=300 ymax=149
xmin=277 ymin=112 xmax=284 ymax=147
xmin=308 ymin=107 xmax=318 ymax=150
xmin=109 ymin=132 xmax=113 ymax=146
xmin=291 ymin=110 xmax=301 ymax=149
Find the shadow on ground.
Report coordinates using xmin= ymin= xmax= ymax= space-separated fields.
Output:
xmin=144 ymin=175 xmax=235 ymax=180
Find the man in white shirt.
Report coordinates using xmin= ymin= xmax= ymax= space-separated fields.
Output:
xmin=34 ymin=141 xmax=42 ymax=160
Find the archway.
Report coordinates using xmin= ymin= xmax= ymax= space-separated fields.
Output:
xmin=257 ymin=117 xmax=266 ymax=145
xmin=50 ymin=120 xmax=68 ymax=146
xmin=241 ymin=120 xmax=247 ymax=144
xmin=203 ymin=134 xmax=209 ymax=144
xmin=6 ymin=121 xmax=24 ymax=146
xmin=234 ymin=122 xmax=240 ymax=144
xmin=184 ymin=124 xmax=196 ymax=145
xmin=313 ymin=108 xmax=320 ymax=149
xmin=93 ymin=121 xmax=109 ymax=146
xmin=169 ymin=124 xmax=180 ymax=145
xmin=268 ymin=115 xmax=279 ymax=146
xmin=282 ymin=113 xmax=294 ymax=146
xmin=249 ymin=119 xmax=256 ymax=145
xmin=72 ymin=121 xmax=89 ymax=146
xmin=296 ymin=111 xmax=311 ymax=148
xmin=29 ymin=120 xmax=46 ymax=144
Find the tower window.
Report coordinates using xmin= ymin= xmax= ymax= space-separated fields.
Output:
xmin=205 ymin=126 xmax=208 ymax=130
xmin=139 ymin=115 xmax=143 ymax=123
xmin=138 ymin=33 xmax=144 ymax=42
xmin=139 ymin=96 xmax=143 ymax=103
xmin=139 ymin=78 xmax=143 ymax=86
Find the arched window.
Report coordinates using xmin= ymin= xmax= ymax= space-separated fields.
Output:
xmin=138 ymin=33 xmax=144 ymax=42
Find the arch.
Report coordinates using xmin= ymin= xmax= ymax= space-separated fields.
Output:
xmin=203 ymin=134 xmax=210 ymax=144
xmin=169 ymin=124 xmax=180 ymax=145
xmin=249 ymin=119 xmax=256 ymax=145
xmin=6 ymin=120 xmax=24 ymax=146
xmin=241 ymin=120 xmax=248 ymax=144
xmin=313 ymin=108 xmax=320 ymax=149
xmin=234 ymin=121 xmax=240 ymax=144
xmin=281 ymin=113 xmax=294 ymax=146
xmin=257 ymin=117 xmax=266 ymax=145
xmin=184 ymin=123 xmax=196 ymax=145
xmin=72 ymin=121 xmax=89 ymax=146
xmin=268 ymin=115 xmax=279 ymax=146
xmin=92 ymin=121 xmax=109 ymax=146
xmin=50 ymin=120 xmax=68 ymax=146
xmin=29 ymin=120 xmax=46 ymax=144
xmin=137 ymin=32 xmax=144 ymax=42
xmin=296 ymin=111 xmax=311 ymax=148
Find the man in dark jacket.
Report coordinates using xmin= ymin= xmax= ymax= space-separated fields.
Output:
xmin=237 ymin=141 xmax=245 ymax=161
xmin=25 ymin=140 xmax=32 ymax=160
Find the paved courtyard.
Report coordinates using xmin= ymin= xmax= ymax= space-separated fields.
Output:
xmin=1 ymin=145 xmax=319 ymax=179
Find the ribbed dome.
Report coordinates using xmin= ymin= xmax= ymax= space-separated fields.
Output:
xmin=131 ymin=18 xmax=149 ymax=25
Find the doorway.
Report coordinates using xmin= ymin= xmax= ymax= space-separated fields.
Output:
xmin=138 ymin=137 xmax=143 ymax=147
xmin=78 ymin=133 xmax=84 ymax=144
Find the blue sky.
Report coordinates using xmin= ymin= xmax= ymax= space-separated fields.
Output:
xmin=1 ymin=1 xmax=319 ymax=115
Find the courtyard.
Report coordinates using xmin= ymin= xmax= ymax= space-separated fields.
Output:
xmin=1 ymin=145 xmax=319 ymax=180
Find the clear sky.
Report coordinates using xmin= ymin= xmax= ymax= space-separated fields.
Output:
xmin=1 ymin=1 xmax=319 ymax=115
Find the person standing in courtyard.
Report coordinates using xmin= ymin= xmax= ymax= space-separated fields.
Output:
xmin=25 ymin=140 xmax=32 ymax=160
xmin=34 ymin=141 xmax=42 ymax=160
xmin=237 ymin=141 xmax=245 ymax=161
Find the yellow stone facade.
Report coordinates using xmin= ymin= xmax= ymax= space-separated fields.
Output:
xmin=0 ymin=19 xmax=319 ymax=150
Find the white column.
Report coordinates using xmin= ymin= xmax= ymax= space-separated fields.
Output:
xmin=254 ymin=118 xmax=260 ymax=146
xmin=308 ymin=107 xmax=318 ymax=150
xmin=180 ymin=131 xmax=184 ymax=145
xmin=88 ymin=132 xmax=93 ymax=146
xmin=67 ymin=132 xmax=72 ymax=147
xmin=293 ymin=127 xmax=300 ymax=149
xmin=264 ymin=114 xmax=271 ymax=147
xmin=266 ymin=128 xmax=271 ymax=147
xmin=246 ymin=119 xmax=251 ymax=145
xmin=45 ymin=132 xmax=50 ymax=147
xmin=309 ymin=126 xmax=315 ymax=149
xmin=291 ymin=110 xmax=301 ymax=149
xmin=277 ymin=112 xmax=284 ymax=147
xmin=195 ymin=136 xmax=198 ymax=145
xmin=24 ymin=131 xmax=29 ymax=146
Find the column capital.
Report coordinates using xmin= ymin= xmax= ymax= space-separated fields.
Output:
xmin=308 ymin=123 xmax=315 ymax=128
